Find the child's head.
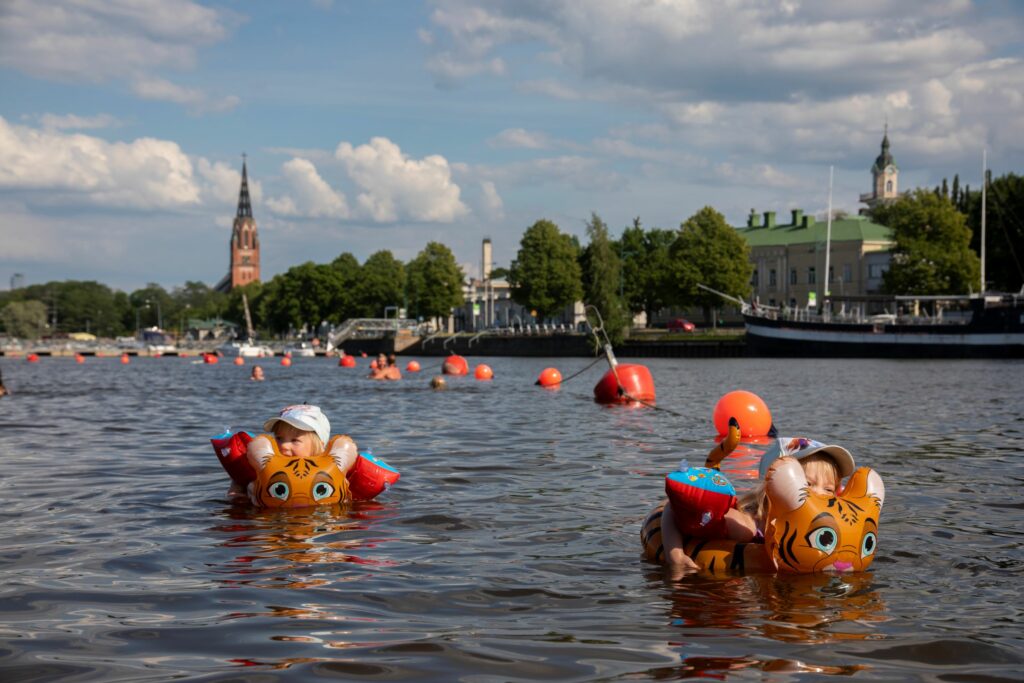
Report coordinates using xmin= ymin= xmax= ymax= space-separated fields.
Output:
xmin=746 ymin=437 xmax=856 ymax=520
xmin=263 ymin=404 xmax=330 ymax=458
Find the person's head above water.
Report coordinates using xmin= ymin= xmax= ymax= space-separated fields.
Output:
xmin=251 ymin=365 xmax=265 ymax=381
xmin=263 ymin=404 xmax=330 ymax=457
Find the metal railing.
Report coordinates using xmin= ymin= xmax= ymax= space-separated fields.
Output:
xmin=327 ymin=318 xmax=419 ymax=349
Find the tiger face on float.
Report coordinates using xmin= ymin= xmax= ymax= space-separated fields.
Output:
xmin=763 ymin=456 xmax=885 ymax=573
xmin=246 ymin=435 xmax=353 ymax=509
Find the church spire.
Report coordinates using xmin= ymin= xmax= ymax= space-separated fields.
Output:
xmin=236 ymin=154 xmax=253 ymax=219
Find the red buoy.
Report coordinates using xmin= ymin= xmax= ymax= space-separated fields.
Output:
xmin=340 ymin=355 xmax=356 ymax=367
xmin=406 ymin=360 xmax=421 ymax=372
xmin=713 ymin=390 xmax=772 ymax=437
xmin=75 ymin=354 xmax=85 ymax=364
xmin=442 ymin=354 xmax=469 ymax=376
xmin=27 ymin=353 xmax=40 ymax=363
xmin=281 ymin=356 xmax=292 ymax=367
xmin=120 ymin=354 xmax=130 ymax=365
xmin=536 ymin=367 xmax=562 ymax=388
xmin=474 ymin=364 xmax=493 ymax=380
xmin=233 ymin=356 xmax=244 ymax=366
xmin=203 ymin=353 xmax=218 ymax=364
xmin=593 ymin=364 xmax=656 ymax=404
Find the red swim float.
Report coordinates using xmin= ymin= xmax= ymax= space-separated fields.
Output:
xmin=442 ymin=354 xmax=469 ymax=376
xmin=474 ymin=364 xmax=493 ymax=380
xmin=339 ymin=355 xmax=356 ymax=367
xmin=406 ymin=360 xmax=421 ymax=372
xmin=537 ymin=367 xmax=562 ymax=387
xmin=593 ymin=364 xmax=656 ymax=404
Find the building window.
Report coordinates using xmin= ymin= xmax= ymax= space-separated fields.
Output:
xmin=751 ymin=269 xmax=759 ymax=287
xmin=789 ymin=298 xmax=797 ymax=308
xmin=843 ymin=264 xmax=852 ymax=284
xmin=869 ymin=263 xmax=888 ymax=279
xmin=828 ymin=265 xmax=834 ymax=284
xmin=789 ymin=268 xmax=797 ymax=285
xmin=808 ymin=267 xmax=816 ymax=284
xmin=769 ymin=269 xmax=777 ymax=288
xmin=886 ymin=180 xmax=893 ymax=193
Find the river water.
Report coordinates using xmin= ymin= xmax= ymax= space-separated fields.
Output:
xmin=0 ymin=355 xmax=1021 ymax=681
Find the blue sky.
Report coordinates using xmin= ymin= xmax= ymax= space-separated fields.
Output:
xmin=2 ymin=0 xmax=1022 ymax=292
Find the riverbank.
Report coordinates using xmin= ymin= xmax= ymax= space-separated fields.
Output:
xmin=1 ymin=331 xmax=749 ymax=359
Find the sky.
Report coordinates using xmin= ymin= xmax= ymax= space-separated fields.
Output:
xmin=2 ymin=0 xmax=1023 ymax=293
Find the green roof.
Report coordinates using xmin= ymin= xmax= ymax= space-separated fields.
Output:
xmin=736 ymin=215 xmax=892 ymax=247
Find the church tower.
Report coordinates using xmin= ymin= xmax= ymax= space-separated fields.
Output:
xmin=860 ymin=127 xmax=898 ymax=213
xmin=216 ymin=158 xmax=261 ymax=292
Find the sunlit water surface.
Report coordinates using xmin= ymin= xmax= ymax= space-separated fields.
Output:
xmin=0 ymin=355 xmax=1022 ymax=681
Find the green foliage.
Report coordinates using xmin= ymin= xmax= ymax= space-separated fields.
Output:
xmin=873 ymin=190 xmax=980 ymax=295
xmin=405 ymin=242 xmax=464 ymax=320
xmin=356 ymin=250 xmax=406 ymax=317
xmin=618 ymin=217 xmax=674 ymax=325
xmin=508 ymin=219 xmax=583 ymax=320
xmin=127 ymin=284 xmax=174 ymax=332
xmin=261 ymin=262 xmax=347 ymax=335
xmin=222 ymin=282 xmax=264 ymax=333
xmin=964 ymin=173 xmax=1024 ymax=293
xmin=330 ymin=252 xmax=362 ymax=319
xmin=668 ymin=206 xmax=753 ymax=323
xmin=0 ymin=281 xmax=132 ymax=337
xmin=1 ymin=300 xmax=48 ymax=339
xmin=580 ymin=213 xmax=627 ymax=344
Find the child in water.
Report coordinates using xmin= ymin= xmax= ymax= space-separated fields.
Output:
xmin=227 ymin=404 xmax=358 ymax=500
xmin=661 ymin=437 xmax=856 ymax=572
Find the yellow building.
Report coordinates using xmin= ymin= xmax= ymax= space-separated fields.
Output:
xmin=738 ymin=209 xmax=893 ymax=309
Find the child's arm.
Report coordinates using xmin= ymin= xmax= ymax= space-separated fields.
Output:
xmin=724 ymin=508 xmax=758 ymax=542
xmin=660 ymin=501 xmax=700 ymax=573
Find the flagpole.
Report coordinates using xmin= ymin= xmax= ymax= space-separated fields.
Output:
xmin=824 ymin=165 xmax=834 ymax=301
xmin=980 ymin=149 xmax=986 ymax=295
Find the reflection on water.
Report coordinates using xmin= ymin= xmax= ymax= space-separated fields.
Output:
xmin=0 ymin=356 xmax=1022 ymax=681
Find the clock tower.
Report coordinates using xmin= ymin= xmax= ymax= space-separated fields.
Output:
xmin=860 ymin=126 xmax=899 ymax=213
xmin=215 ymin=157 xmax=261 ymax=293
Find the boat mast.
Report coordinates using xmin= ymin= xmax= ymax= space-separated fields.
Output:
xmin=980 ymin=149 xmax=987 ymax=295
xmin=242 ymin=292 xmax=255 ymax=343
xmin=824 ymin=165 xmax=834 ymax=301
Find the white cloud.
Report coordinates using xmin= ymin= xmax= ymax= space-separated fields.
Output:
xmin=0 ymin=0 xmax=237 ymax=111
xmin=37 ymin=113 xmax=120 ymax=130
xmin=196 ymin=158 xmax=262 ymax=210
xmin=266 ymin=158 xmax=349 ymax=219
xmin=132 ymin=77 xmax=239 ymax=114
xmin=0 ymin=116 xmax=200 ymax=209
xmin=479 ymin=180 xmax=504 ymax=219
xmin=334 ymin=137 xmax=468 ymax=222
xmin=489 ymin=128 xmax=550 ymax=149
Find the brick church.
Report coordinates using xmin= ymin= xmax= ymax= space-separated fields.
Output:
xmin=214 ymin=158 xmax=260 ymax=293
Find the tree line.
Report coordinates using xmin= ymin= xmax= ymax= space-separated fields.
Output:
xmin=3 ymin=172 xmax=1020 ymax=341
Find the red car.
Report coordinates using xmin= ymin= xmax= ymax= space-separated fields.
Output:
xmin=667 ymin=318 xmax=696 ymax=333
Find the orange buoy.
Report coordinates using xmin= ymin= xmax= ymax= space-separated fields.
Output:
xmin=233 ymin=356 xmax=244 ymax=366
xmin=361 ymin=352 xmax=367 ymax=358
xmin=442 ymin=354 xmax=469 ymax=376
xmin=204 ymin=353 xmax=218 ymax=364
xmin=474 ymin=364 xmax=493 ymax=380
xmin=75 ymin=354 xmax=85 ymax=364
xmin=713 ymin=390 xmax=772 ymax=437
xmin=340 ymin=355 xmax=356 ymax=368
xmin=593 ymin=364 xmax=656 ymax=404
xmin=120 ymin=354 xmax=130 ymax=365
xmin=27 ymin=353 xmax=40 ymax=363
xmin=281 ymin=356 xmax=292 ymax=367
xmin=536 ymin=367 xmax=562 ymax=388
xmin=406 ymin=360 xmax=421 ymax=372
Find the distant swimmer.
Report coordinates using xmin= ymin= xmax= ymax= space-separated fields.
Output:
xmin=385 ymin=353 xmax=402 ymax=380
xmin=251 ymin=365 xmax=265 ymax=381
xmin=430 ymin=375 xmax=447 ymax=390
xmin=0 ymin=368 xmax=7 ymax=397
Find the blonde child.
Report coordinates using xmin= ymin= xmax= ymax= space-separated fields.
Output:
xmin=227 ymin=404 xmax=358 ymax=500
xmin=661 ymin=437 xmax=856 ymax=572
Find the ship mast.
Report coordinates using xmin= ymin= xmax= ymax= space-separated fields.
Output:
xmin=980 ymin=149 xmax=987 ymax=295
xmin=824 ymin=165 xmax=834 ymax=303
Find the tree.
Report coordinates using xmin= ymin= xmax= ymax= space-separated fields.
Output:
xmin=128 ymin=284 xmax=173 ymax=332
xmin=1 ymin=300 xmax=48 ymax=339
xmin=508 ymin=219 xmax=582 ymax=320
xmin=579 ymin=213 xmax=628 ymax=343
xmin=356 ymin=250 xmax=407 ymax=317
xmin=261 ymin=262 xmax=346 ymax=335
xmin=872 ymin=189 xmax=980 ymax=295
xmin=668 ymin=206 xmax=753 ymax=325
xmin=619 ymin=217 xmax=675 ymax=326
xmin=330 ymin=251 xmax=362 ymax=319
xmin=405 ymin=242 xmax=464 ymax=321
xmin=963 ymin=172 xmax=1024 ymax=293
